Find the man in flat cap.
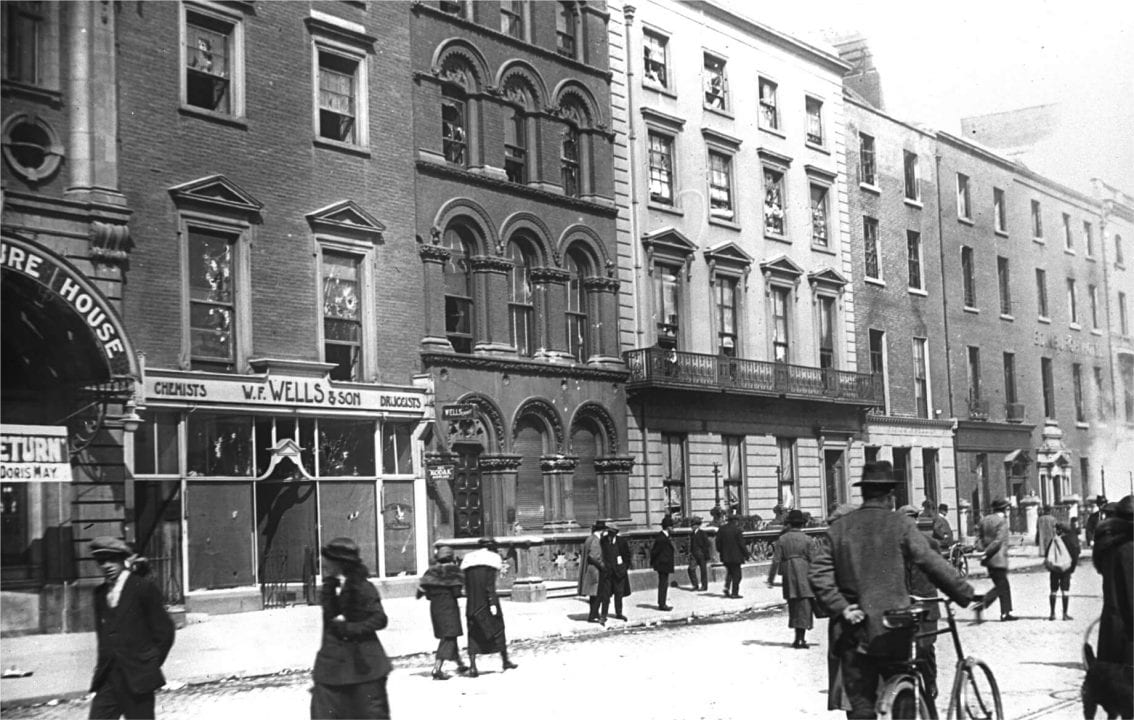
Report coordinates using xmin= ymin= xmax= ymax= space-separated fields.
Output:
xmin=88 ymin=536 xmax=175 ymax=719
xmin=810 ymin=462 xmax=976 ymax=718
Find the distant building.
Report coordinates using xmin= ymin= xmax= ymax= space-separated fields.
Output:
xmin=611 ymin=0 xmax=879 ymax=527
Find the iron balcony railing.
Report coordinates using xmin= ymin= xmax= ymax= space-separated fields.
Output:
xmin=623 ymin=347 xmax=883 ymax=405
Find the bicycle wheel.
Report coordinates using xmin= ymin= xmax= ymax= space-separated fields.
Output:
xmin=947 ymin=658 xmax=1003 ymax=720
xmin=878 ymin=676 xmax=935 ymax=720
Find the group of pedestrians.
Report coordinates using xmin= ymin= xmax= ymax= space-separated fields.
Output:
xmin=577 ymin=519 xmax=632 ymax=624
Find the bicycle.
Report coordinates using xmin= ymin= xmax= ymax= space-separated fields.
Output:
xmin=875 ymin=595 xmax=1003 ymax=720
xmin=945 ymin=544 xmax=972 ymax=578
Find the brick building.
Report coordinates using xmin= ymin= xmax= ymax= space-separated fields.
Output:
xmin=610 ymin=0 xmax=880 ymax=529
xmin=843 ymin=92 xmax=959 ymax=528
xmin=2 ymin=2 xmax=141 ymax=633
xmin=411 ymin=1 xmax=632 ymax=546
xmin=113 ymin=1 xmax=428 ymax=617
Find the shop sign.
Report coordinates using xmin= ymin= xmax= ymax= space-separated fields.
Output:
xmin=146 ymin=372 xmax=425 ymax=414
xmin=441 ymin=403 xmax=475 ymax=420
xmin=1033 ymin=330 xmax=1102 ymax=358
xmin=428 ymin=464 xmax=454 ymax=481
xmin=0 ymin=425 xmax=73 ymax=482
xmin=1 ymin=238 xmax=132 ymax=376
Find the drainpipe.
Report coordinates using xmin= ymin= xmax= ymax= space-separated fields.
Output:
xmin=621 ymin=3 xmax=652 ymax=528
xmin=934 ymin=150 xmax=961 ymax=522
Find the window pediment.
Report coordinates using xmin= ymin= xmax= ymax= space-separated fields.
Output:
xmin=304 ymin=12 xmax=376 ymax=51
xmin=169 ymin=174 xmax=263 ymax=221
xmin=701 ymin=127 xmax=742 ymax=151
xmin=808 ymin=266 xmax=848 ymax=291
xmin=805 ymin=163 xmax=837 ymax=184
xmin=759 ymin=254 xmax=805 ymax=286
xmin=757 ymin=147 xmax=793 ymax=169
xmin=642 ymin=226 xmax=695 ymax=278
xmin=704 ymin=241 xmax=753 ymax=271
xmin=306 ymin=200 xmax=385 ymax=242
xmin=640 ymin=106 xmax=685 ymax=132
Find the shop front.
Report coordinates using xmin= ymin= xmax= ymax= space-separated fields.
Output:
xmin=2 ymin=234 xmax=141 ymax=634
xmin=954 ymin=420 xmax=1036 ymax=536
xmin=137 ymin=368 xmax=429 ymax=614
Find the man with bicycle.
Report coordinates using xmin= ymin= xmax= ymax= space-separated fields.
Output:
xmin=810 ymin=462 xmax=977 ymax=719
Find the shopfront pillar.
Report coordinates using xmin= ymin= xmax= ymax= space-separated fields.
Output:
xmin=479 ymin=455 xmax=522 ymax=537
xmin=541 ymin=454 xmax=578 ymax=529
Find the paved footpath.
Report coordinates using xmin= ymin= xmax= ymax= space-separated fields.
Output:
xmin=0 ymin=547 xmax=1046 ymax=710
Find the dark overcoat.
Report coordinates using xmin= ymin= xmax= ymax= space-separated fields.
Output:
xmin=769 ymin=528 xmax=814 ymax=600
xmin=932 ymin=514 xmax=954 ymax=548
xmin=809 ymin=504 xmax=974 ymax=657
xmin=312 ymin=575 xmax=392 ymax=685
xmin=417 ymin=562 xmax=464 ymax=639
xmin=1092 ymin=517 xmax=1134 ymax=665
xmin=90 ymin=572 xmax=176 ymax=694
xmin=599 ymin=534 xmax=632 ymax=598
xmin=577 ymin=532 xmax=604 ymax=597
xmin=650 ymin=531 xmax=675 ymax=573
xmin=715 ymin=521 xmax=748 ymax=564
xmin=464 ymin=562 xmax=506 ymax=655
xmin=689 ymin=528 xmax=712 ymax=562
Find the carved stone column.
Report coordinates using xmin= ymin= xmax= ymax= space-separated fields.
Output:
xmin=584 ymin=276 xmax=622 ymax=366
xmin=541 ymin=455 xmax=578 ymax=529
xmin=471 ymin=256 xmax=513 ymax=354
xmin=532 ymin=266 xmax=572 ymax=362
xmin=595 ymin=456 xmax=635 ymax=521
xmin=479 ymin=455 xmax=522 ymax=537
xmin=418 ymin=238 xmax=452 ymax=352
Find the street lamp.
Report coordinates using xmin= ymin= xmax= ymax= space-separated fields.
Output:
xmin=712 ymin=462 xmax=722 ymax=524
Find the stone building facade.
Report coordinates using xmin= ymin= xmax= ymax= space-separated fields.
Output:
xmin=411 ymin=1 xmax=632 ymax=548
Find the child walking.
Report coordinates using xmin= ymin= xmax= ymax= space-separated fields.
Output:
xmin=1048 ymin=522 xmax=1082 ymax=620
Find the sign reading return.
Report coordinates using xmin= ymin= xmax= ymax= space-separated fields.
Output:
xmin=145 ymin=372 xmax=425 ymax=414
xmin=0 ymin=425 xmax=73 ymax=482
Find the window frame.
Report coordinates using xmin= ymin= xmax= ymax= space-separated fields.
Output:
xmin=660 ymin=432 xmax=688 ymax=519
xmin=180 ymin=212 xmax=252 ymax=373
xmin=810 ymin=183 xmax=830 ymax=249
xmin=993 ymin=187 xmax=1006 ymax=234
xmin=311 ymin=36 xmax=369 ymax=149
xmin=759 ymin=77 xmax=779 ymax=131
xmin=180 ymin=1 xmax=245 ymax=119
xmin=443 ymin=225 xmax=478 ymax=353
xmin=499 ymin=0 xmax=526 ymax=40
xmin=1084 ymin=221 xmax=1095 ymax=258
xmin=506 ymin=238 xmax=537 ymax=357
xmin=1093 ymin=365 xmax=1107 ymax=422
xmin=961 ymin=245 xmax=977 ymax=309
xmin=1067 ymin=277 xmax=1079 ymax=326
xmin=769 ymin=284 xmax=792 ymax=363
xmin=912 ymin=337 xmax=930 ymax=419
xmin=1003 ymin=351 xmax=1017 ymax=405
xmin=714 ymin=273 xmax=740 ymax=357
xmin=441 ymin=85 xmax=469 ymax=167
xmin=1089 ymin=284 xmax=1099 ymax=330
xmin=903 ymin=151 xmax=920 ymax=202
xmin=1031 ymin=200 xmax=1044 ymax=240
xmin=863 ymin=216 xmax=881 ymax=281
xmin=997 ymin=256 xmax=1012 ymax=317
xmin=1119 ymin=291 xmax=1129 ymax=336
xmin=721 ymin=435 xmax=746 ymax=516
xmin=1036 ymin=268 xmax=1049 ymax=319
xmin=565 ymin=247 xmax=592 ymax=362
xmin=1073 ymin=362 xmax=1086 ymax=423
xmin=654 ymin=261 xmax=684 ymax=348
xmin=776 ymin=437 xmax=798 ymax=510
xmin=907 ymin=230 xmax=924 ymax=291
xmin=1063 ymin=213 xmax=1074 ymax=252
xmin=318 ymin=238 xmax=376 ymax=382
xmin=956 ymin=173 xmax=971 ymax=220
xmin=816 ymin=293 xmax=837 ymax=370
xmin=555 ymin=2 xmax=580 ymax=61
xmin=805 ymin=95 xmax=824 ymax=147
xmin=869 ymin=328 xmax=888 ymax=413
xmin=967 ymin=345 xmax=982 ymax=404
xmin=859 ymin=133 xmax=876 ymax=186
xmin=763 ymin=166 xmax=787 ymax=238
xmin=642 ymin=28 xmax=669 ymax=90
xmin=702 ymin=52 xmax=728 ymax=112
xmin=1041 ymin=356 xmax=1055 ymax=419
xmin=647 ymin=130 xmax=675 ymax=206
xmin=707 ymin=149 xmax=735 ymax=222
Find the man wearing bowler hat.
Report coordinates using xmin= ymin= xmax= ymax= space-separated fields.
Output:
xmin=974 ymin=497 xmax=1017 ymax=621
xmin=578 ymin=519 xmax=607 ymax=624
xmin=649 ymin=515 xmax=676 ymax=610
xmin=687 ymin=516 xmax=712 ymax=592
xmin=88 ymin=536 xmax=175 ymax=720
xmin=810 ymin=462 xmax=976 ymax=718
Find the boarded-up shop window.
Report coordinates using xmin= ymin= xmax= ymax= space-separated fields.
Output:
xmin=382 ymin=423 xmax=413 ymax=475
xmin=319 ymin=419 xmax=375 ymax=476
xmin=187 ymin=414 xmax=253 ymax=476
xmin=382 ymin=481 xmax=416 ymax=576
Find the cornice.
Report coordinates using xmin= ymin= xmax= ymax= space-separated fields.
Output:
xmin=470 ymin=255 xmax=513 ymax=273
xmin=479 ymin=455 xmax=524 ymax=472
xmin=594 ymin=456 xmax=635 ymax=474
xmin=531 ymin=267 xmax=571 ymax=284
xmin=422 ymin=352 xmax=628 ymax=382
xmin=540 ymin=455 xmax=578 ymax=472
xmin=416 ymin=160 xmax=619 ymax=218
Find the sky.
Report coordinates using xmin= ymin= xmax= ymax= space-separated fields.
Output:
xmin=721 ymin=0 xmax=1134 ymax=193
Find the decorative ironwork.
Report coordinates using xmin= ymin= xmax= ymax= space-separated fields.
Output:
xmin=624 ymin=347 xmax=881 ymax=405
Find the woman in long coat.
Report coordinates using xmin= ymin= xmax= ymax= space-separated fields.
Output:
xmin=312 ymin=537 xmax=392 ymax=720
xmin=460 ymin=537 xmax=518 ymax=677
xmin=766 ymin=509 xmax=815 ymax=648
xmin=417 ymin=545 xmax=468 ymax=680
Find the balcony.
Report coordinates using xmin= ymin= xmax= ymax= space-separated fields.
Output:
xmin=1005 ymin=402 xmax=1026 ymax=423
xmin=968 ymin=396 xmax=990 ymax=421
xmin=624 ymin=347 xmax=882 ymax=406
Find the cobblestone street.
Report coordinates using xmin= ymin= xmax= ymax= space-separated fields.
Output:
xmin=4 ymin=568 xmax=1099 ymax=720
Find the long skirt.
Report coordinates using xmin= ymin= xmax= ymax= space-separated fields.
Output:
xmin=311 ymin=677 xmax=389 ymax=720
xmin=435 ymin=637 xmax=460 ymax=661
xmin=787 ymin=597 xmax=814 ymax=630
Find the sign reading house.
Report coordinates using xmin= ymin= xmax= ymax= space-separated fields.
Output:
xmin=0 ymin=425 xmax=72 ymax=482
xmin=145 ymin=371 xmax=426 ymax=415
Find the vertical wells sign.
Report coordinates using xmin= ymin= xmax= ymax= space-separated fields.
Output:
xmin=0 ymin=425 xmax=73 ymax=481
xmin=1 ymin=237 xmax=132 ymax=376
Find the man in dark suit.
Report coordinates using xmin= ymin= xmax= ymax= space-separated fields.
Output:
xmin=88 ymin=537 xmax=175 ymax=720
xmin=716 ymin=511 xmax=749 ymax=598
xmin=810 ymin=462 xmax=976 ymax=718
xmin=975 ymin=497 xmax=1017 ymax=621
xmin=687 ymin=516 xmax=711 ymax=591
xmin=599 ymin=523 xmax=632 ymax=621
xmin=649 ymin=515 xmax=676 ymax=610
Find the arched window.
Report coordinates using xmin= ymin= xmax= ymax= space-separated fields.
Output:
xmin=444 ymin=224 xmax=477 ymax=353
xmin=442 ymin=86 xmax=467 ymax=166
xmin=565 ymin=246 xmax=592 ymax=361
xmin=502 ymin=77 xmax=533 ymax=184
xmin=559 ymin=98 xmax=588 ymax=198
xmin=507 ymin=238 xmax=536 ymax=356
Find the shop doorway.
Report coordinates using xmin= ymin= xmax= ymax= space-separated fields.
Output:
xmin=452 ymin=446 xmax=483 ymax=537
xmin=824 ymin=449 xmax=846 ymax=513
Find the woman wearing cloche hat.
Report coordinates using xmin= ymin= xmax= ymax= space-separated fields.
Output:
xmin=417 ymin=546 xmax=469 ymax=680
xmin=311 ymin=537 xmax=392 ymax=719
